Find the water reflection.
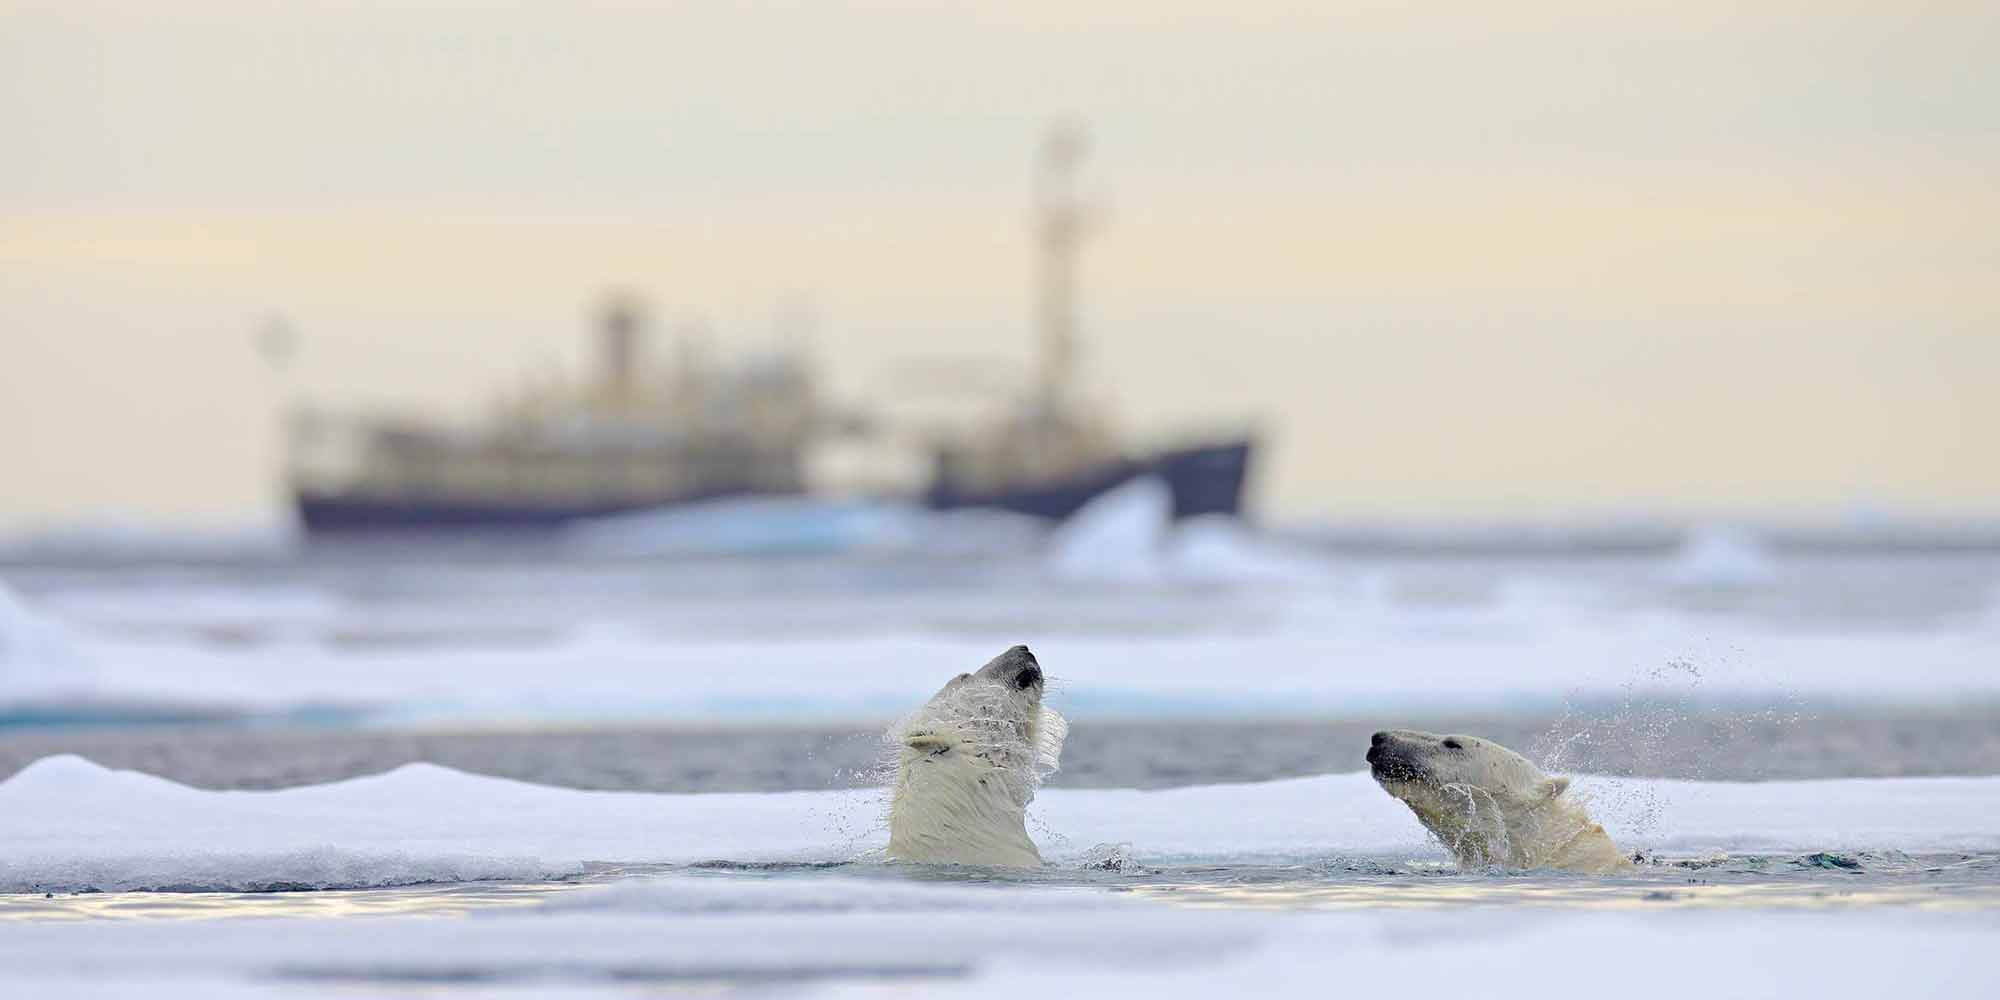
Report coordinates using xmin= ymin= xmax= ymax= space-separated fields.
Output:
xmin=1123 ymin=880 xmax=2000 ymax=911
xmin=0 ymin=879 xmax=576 ymax=922
xmin=7 ymin=853 xmax=1999 ymax=922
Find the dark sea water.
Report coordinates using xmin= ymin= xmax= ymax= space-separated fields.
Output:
xmin=5 ymin=708 xmax=2000 ymax=793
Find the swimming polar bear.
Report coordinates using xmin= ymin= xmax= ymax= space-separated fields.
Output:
xmin=886 ymin=645 xmax=1067 ymax=867
xmin=1367 ymin=729 xmax=1630 ymax=874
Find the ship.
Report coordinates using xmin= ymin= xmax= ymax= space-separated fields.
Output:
xmin=285 ymin=124 xmax=1254 ymax=537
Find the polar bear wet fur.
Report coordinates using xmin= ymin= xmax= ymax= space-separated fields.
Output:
xmin=1367 ymin=729 xmax=1629 ymax=873
xmin=886 ymin=644 xmax=1067 ymax=867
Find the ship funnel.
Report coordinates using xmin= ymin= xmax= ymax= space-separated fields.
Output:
xmin=597 ymin=293 xmax=646 ymax=408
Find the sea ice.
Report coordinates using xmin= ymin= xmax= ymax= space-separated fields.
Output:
xmin=4 ymin=755 xmax=1995 ymax=893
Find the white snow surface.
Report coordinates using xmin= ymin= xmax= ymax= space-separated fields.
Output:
xmin=3 ymin=755 xmax=1995 ymax=893
xmin=6 ymin=600 xmax=1996 ymax=724
xmin=5 ymin=534 xmax=2000 ymax=724
xmin=807 ymin=907 xmax=1998 ymax=1000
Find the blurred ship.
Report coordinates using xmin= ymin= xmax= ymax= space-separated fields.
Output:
xmin=288 ymin=298 xmax=820 ymax=534
xmin=286 ymin=124 xmax=1253 ymax=537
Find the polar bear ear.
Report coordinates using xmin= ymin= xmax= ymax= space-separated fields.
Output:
xmin=1539 ymin=776 xmax=1571 ymax=800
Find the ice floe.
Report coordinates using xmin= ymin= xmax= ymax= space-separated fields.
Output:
xmin=4 ymin=755 xmax=1996 ymax=893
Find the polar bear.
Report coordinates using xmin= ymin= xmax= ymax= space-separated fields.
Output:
xmin=886 ymin=644 xmax=1067 ymax=867
xmin=1367 ymin=729 xmax=1630 ymax=873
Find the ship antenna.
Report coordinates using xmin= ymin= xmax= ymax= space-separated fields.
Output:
xmin=1034 ymin=119 xmax=1093 ymax=414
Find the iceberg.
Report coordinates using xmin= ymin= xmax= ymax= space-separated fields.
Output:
xmin=1664 ymin=523 xmax=1779 ymax=589
xmin=0 ymin=579 xmax=82 ymax=678
xmin=0 ymin=579 xmax=99 ymax=708
xmin=1046 ymin=476 xmax=1175 ymax=582
xmin=1047 ymin=477 xmax=1329 ymax=587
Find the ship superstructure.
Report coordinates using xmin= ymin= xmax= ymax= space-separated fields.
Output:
xmin=289 ymin=298 xmax=815 ymax=533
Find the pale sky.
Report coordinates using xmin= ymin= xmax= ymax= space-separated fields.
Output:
xmin=3 ymin=1 xmax=1996 ymax=529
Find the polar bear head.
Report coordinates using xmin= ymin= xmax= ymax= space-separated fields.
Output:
xmin=1367 ymin=729 xmax=1623 ymax=872
xmin=885 ymin=644 xmax=1067 ymax=867
xmin=1367 ymin=729 xmax=1568 ymax=807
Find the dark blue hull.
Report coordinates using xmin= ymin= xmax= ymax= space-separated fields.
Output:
xmin=296 ymin=439 xmax=1253 ymax=536
xmin=296 ymin=489 xmax=774 ymax=537
xmin=922 ymin=439 xmax=1253 ymax=522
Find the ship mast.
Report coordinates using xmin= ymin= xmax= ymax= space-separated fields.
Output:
xmin=1034 ymin=121 xmax=1092 ymax=414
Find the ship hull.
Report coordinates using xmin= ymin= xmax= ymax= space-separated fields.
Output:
xmin=922 ymin=438 xmax=1253 ymax=522
xmin=295 ymin=439 xmax=1253 ymax=537
xmin=294 ymin=489 xmax=779 ymax=537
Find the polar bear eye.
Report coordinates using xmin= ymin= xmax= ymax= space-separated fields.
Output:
xmin=1442 ymin=738 xmax=1464 ymax=750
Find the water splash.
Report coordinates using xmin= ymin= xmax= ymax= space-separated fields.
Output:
xmin=876 ymin=673 xmax=1068 ymax=865
xmin=1434 ymin=783 xmax=1511 ymax=869
xmin=1533 ymin=653 xmax=1806 ymax=840
xmin=1070 ymin=843 xmax=1142 ymax=872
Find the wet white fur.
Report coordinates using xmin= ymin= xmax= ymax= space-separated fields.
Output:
xmin=886 ymin=657 xmax=1066 ymax=867
xmin=1372 ymin=730 xmax=1629 ymax=874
